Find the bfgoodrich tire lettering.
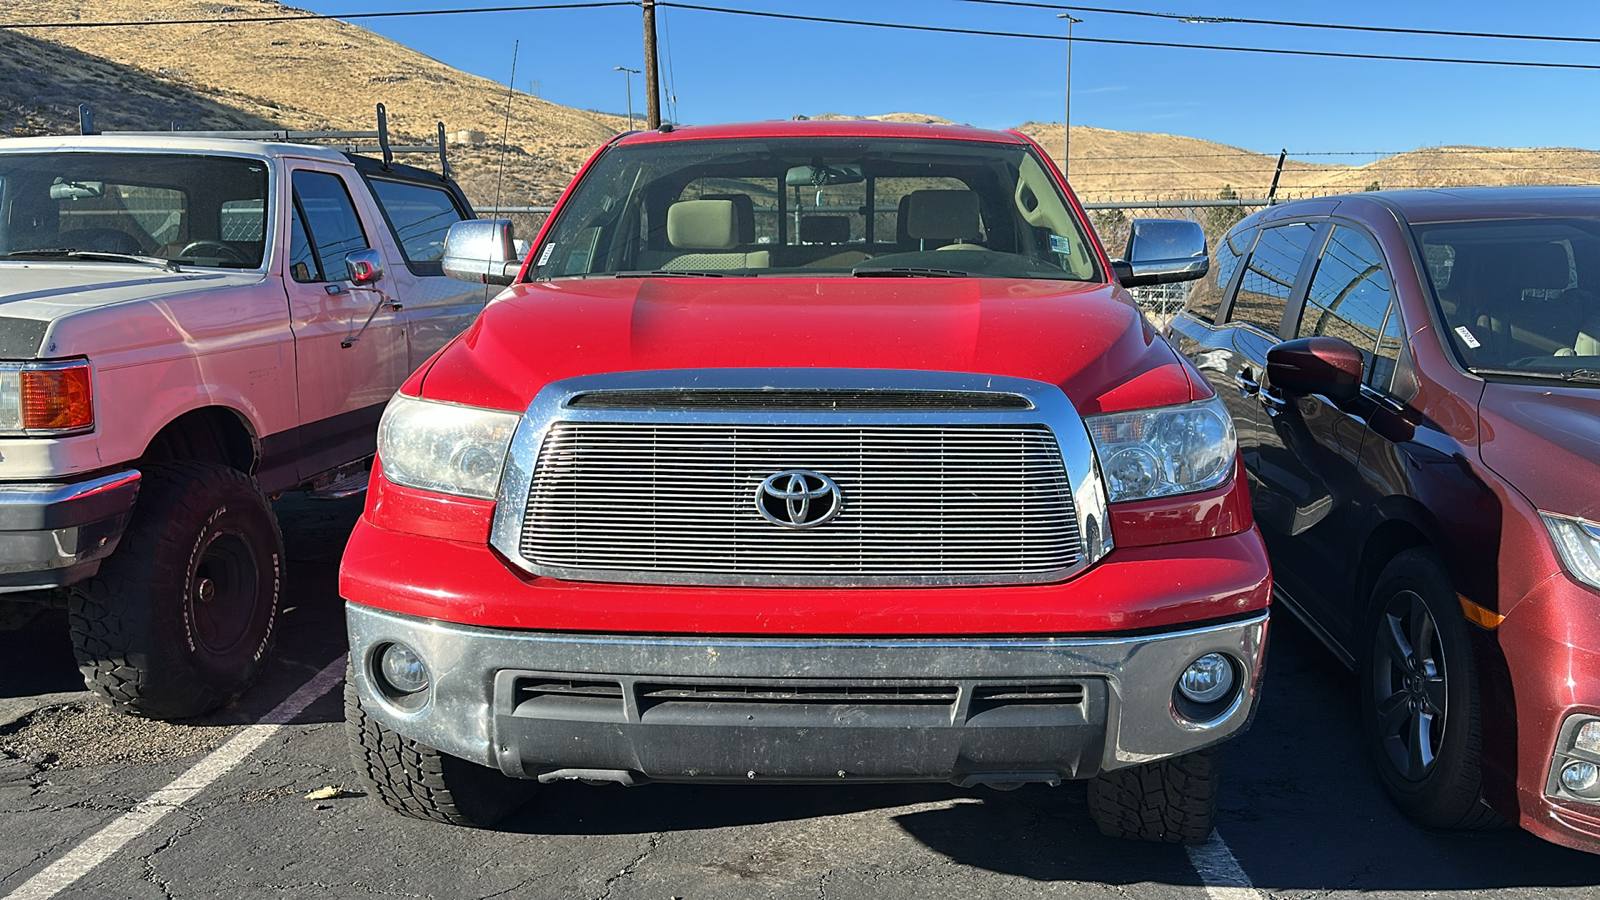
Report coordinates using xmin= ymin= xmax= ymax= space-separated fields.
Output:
xmin=344 ymin=668 xmax=535 ymax=827
xmin=1358 ymin=547 xmax=1502 ymax=830
xmin=1086 ymin=748 xmax=1218 ymax=844
xmin=67 ymin=462 xmax=283 ymax=719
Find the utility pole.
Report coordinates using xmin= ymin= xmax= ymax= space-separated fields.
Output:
xmin=1057 ymin=13 xmax=1082 ymax=183
xmin=643 ymin=0 xmax=662 ymax=128
xmin=614 ymin=66 xmax=639 ymax=130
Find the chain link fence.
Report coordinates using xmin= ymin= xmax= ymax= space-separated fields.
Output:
xmin=476 ymin=197 xmax=1273 ymax=325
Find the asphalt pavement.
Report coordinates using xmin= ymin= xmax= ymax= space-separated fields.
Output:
xmin=2 ymin=494 xmax=1598 ymax=899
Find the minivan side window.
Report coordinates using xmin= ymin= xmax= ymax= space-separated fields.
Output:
xmin=1297 ymin=225 xmax=1394 ymax=375
xmin=1186 ymin=224 xmax=1257 ymax=323
xmin=1227 ymin=222 xmax=1317 ymax=336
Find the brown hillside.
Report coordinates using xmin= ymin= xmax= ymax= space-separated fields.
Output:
xmin=2 ymin=0 xmax=624 ymax=206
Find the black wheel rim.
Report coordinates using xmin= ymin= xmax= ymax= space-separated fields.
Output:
xmin=1370 ymin=588 xmax=1449 ymax=782
xmin=188 ymin=531 xmax=260 ymax=655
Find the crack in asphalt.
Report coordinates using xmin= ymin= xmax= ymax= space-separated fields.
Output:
xmin=594 ymin=832 xmax=662 ymax=900
xmin=137 ymin=810 xmax=201 ymax=900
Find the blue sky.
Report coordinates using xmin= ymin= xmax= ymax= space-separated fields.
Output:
xmin=303 ymin=0 xmax=1600 ymax=157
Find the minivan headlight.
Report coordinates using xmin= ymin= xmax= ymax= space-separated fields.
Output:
xmin=1084 ymin=396 xmax=1237 ymax=503
xmin=1541 ymin=512 xmax=1600 ymax=590
xmin=377 ymin=394 xmax=520 ymax=499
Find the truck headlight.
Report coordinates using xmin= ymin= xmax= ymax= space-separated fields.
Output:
xmin=377 ymin=394 xmax=519 ymax=499
xmin=1083 ymin=396 xmax=1236 ymax=503
xmin=1540 ymin=512 xmax=1600 ymax=590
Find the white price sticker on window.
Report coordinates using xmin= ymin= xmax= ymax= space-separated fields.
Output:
xmin=536 ymin=243 xmax=555 ymax=266
xmin=1454 ymin=325 xmax=1482 ymax=349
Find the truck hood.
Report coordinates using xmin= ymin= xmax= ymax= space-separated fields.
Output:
xmin=418 ymin=276 xmax=1202 ymax=415
xmin=1479 ymin=381 xmax=1600 ymax=520
xmin=0 ymin=261 xmax=263 ymax=355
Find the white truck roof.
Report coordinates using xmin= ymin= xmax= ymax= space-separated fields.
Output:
xmin=0 ymin=133 xmax=352 ymax=163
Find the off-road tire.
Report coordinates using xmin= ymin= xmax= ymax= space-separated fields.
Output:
xmin=344 ymin=669 xmax=535 ymax=827
xmin=1358 ymin=548 xmax=1503 ymax=830
xmin=1086 ymin=749 xmax=1218 ymax=844
xmin=67 ymin=462 xmax=283 ymax=719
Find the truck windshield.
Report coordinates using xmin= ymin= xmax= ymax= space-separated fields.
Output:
xmin=1417 ymin=217 xmax=1600 ymax=381
xmin=0 ymin=153 xmax=269 ymax=269
xmin=531 ymin=136 xmax=1102 ymax=282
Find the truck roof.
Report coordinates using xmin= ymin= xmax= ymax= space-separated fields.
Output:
xmin=614 ymin=118 xmax=1031 ymax=146
xmin=0 ymin=133 xmax=355 ymax=163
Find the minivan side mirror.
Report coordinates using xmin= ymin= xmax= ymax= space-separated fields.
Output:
xmin=1111 ymin=218 xmax=1209 ymax=287
xmin=1267 ymin=336 xmax=1364 ymax=403
xmin=442 ymin=219 xmax=521 ymax=286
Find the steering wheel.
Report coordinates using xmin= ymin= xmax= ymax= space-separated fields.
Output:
xmin=177 ymin=240 xmax=252 ymax=264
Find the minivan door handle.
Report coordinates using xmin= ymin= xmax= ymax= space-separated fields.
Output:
xmin=1234 ymin=370 xmax=1261 ymax=397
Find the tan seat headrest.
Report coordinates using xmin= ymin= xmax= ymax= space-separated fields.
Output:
xmin=667 ymin=200 xmax=739 ymax=251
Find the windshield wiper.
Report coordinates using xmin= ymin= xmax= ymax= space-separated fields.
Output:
xmin=612 ymin=269 xmax=735 ymax=278
xmin=851 ymin=266 xmax=971 ymax=278
xmin=1469 ymin=366 xmax=1600 ymax=384
xmin=4 ymin=248 xmax=179 ymax=272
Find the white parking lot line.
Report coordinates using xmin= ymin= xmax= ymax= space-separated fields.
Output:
xmin=1186 ymin=830 xmax=1261 ymax=900
xmin=3 ymin=656 xmax=347 ymax=900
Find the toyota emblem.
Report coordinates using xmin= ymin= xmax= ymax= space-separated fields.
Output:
xmin=755 ymin=470 xmax=842 ymax=528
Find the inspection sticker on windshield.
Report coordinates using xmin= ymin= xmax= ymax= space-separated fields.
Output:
xmin=1049 ymin=234 xmax=1072 ymax=255
xmin=1455 ymin=325 xmax=1482 ymax=349
xmin=536 ymin=243 xmax=556 ymax=266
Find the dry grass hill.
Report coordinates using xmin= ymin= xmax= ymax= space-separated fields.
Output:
xmin=5 ymin=1 xmax=1599 ymax=209
xmin=1 ymin=0 xmax=624 ymax=206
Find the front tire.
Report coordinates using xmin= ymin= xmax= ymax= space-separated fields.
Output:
xmin=344 ymin=669 xmax=535 ymax=827
xmin=1358 ymin=548 xmax=1501 ymax=829
xmin=1086 ymin=749 xmax=1218 ymax=844
xmin=67 ymin=462 xmax=283 ymax=719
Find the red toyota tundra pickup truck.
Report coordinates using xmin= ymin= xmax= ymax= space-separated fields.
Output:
xmin=338 ymin=120 xmax=1271 ymax=843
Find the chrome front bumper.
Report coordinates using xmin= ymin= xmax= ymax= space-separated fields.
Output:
xmin=0 ymin=470 xmax=141 ymax=592
xmin=348 ymin=603 xmax=1269 ymax=784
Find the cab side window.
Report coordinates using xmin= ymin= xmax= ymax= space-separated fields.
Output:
xmin=289 ymin=171 xmax=370 ymax=283
xmin=1227 ymin=222 xmax=1317 ymax=336
xmin=1297 ymin=226 xmax=1395 ymax=385
xmin=368 ymin=178 xmax=466 ymax=265
xmin=1186 ymin=224 xmax=1257 ymax=323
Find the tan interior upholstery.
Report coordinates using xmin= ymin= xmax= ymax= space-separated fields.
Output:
xmin=700 ymin=194 xmax=756 ymax=244
xmin=638 ymin=199 xmax=769 ymax=271
xmin=667 ymin=199 xmax=739 ymax=250
xmin=1575 ymin=316 xmax=1600 ymax=356
xmin=904 ymin=190 xmax=983 ymax=244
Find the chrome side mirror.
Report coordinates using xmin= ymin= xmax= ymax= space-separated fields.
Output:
xmin=442 ymin=219 xmax=520 ymax=286
xmin=1112 ymin=218 xmax=1209 ymax=287
xmin=344 ymin=248 xmax=384 ymax=285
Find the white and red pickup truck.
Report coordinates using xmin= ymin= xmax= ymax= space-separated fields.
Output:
xmin=0 ymin=110 xmax=490 ymax=719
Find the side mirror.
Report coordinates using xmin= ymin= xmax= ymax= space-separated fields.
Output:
xmin=1112 ymin=218 xmax=1209 ymax=287
xmin=344 ymin=248 xmax=384 ymax=285
xmin=442 ymin=219 xmax=520 ymax=286
xmin=1267 ymin=336 xmax=1364 ymax=403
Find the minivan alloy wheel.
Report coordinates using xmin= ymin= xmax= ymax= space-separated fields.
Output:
xmin=1371 ymin=589 xmax=1449 ymax=782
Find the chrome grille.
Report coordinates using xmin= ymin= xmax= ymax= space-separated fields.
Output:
xmin=519 ymin=423 xmax=1081 ymax=585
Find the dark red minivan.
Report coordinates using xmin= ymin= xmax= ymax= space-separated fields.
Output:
xmin=1169 ymin=187 xmax=1600 ymax=854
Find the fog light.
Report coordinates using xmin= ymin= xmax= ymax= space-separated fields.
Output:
xmin=1576 ymin=721 xmax=1600 ymax=756
xmin=1561 ymin=760 xmax=1599 ymax=795
xmin=379 ymin=643 xmax=430 ymax=695
xmin=1178 ymin=653 xmax=1235 ymax=704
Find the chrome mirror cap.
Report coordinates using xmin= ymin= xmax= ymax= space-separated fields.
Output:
xmin=344 ymin=248 xmax=385 ymax=285
xmin=442 ymin=218 xmax=521 ymax=286
xmin=1115 ymin=218 xmax=1209 ymax=287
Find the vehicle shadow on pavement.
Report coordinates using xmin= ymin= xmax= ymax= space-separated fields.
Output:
xmin=0 ymin=610 xmax=81 ymax=701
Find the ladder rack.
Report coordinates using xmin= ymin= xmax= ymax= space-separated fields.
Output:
xmin=76 ymin=103 xmax=453 ymax=181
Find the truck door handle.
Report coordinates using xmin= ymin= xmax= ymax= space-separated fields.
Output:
xmin=1234 ymin=371 xmax=1260 ymax=397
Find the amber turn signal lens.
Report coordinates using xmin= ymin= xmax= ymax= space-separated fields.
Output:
xmin=20 ymin=364 xmax=94 ymax=431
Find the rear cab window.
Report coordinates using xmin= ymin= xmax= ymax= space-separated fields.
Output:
xmin=367 ymin=177 xmax=469 ymax=270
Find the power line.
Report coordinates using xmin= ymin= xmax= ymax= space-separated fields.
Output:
xmin=656 ymin=3 xmax=1600 ymax=72
xmin=949 ymin=1 xmax=1600 ymax=47
xmin=0 ymin=2 xmax=633 ymax=30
